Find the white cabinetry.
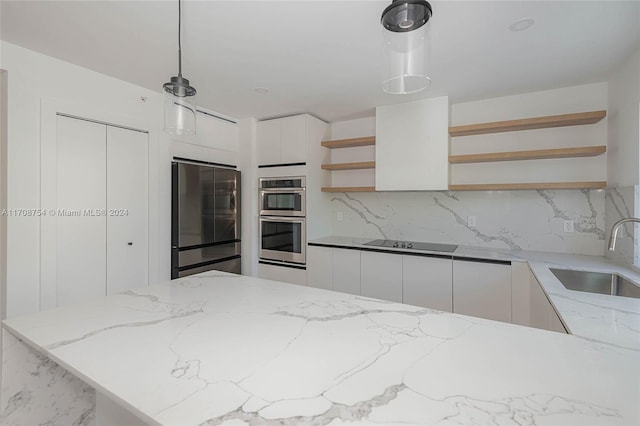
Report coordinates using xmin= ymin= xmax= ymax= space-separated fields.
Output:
xmin=307 ymin=245 xmax=360 ymax=295
xmin=402 ymin=255 xmax=453 ymax=312
xmin=196 ymin=112 xmax=239 ymax=153
xmin=332 ymin=249 xmax=361 ymax=296
xmin=307 ymin=245 xmax=333 ymax=290
xmin=257 ymin=115 xmax=307 ymax=166
xmin=511 ymin=262 xmax=567 ymax=333
xmin=172 ymin=111 xmax=240 ymax=167
xmin=453 ymin=259 xmax=512 ymax=322
xmin=257 ymin=263 xmax=307 ymax=286
xmin=529 ymin=270 xmax=567 ymax=333
xmin=361 ymin=251 xmax=402 ymax=302
xmin=375 ymin=96 xmax=449 ymax=190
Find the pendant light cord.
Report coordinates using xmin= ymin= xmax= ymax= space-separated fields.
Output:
xmin=178 ymin=0 xmax=182 ymax=78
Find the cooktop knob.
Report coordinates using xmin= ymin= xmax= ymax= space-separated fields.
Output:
xmin=392 ymin=241 xmax=399 ymax=247
xmin=407 ymin=242 xmax=413 ymax=249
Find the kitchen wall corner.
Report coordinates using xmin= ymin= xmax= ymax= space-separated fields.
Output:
xmin=238 ymin=118 xmax=258 ymax=277
xmin=604 ymin=186 xmax=638 ymax=266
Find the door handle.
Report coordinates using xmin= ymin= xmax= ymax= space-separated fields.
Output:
xmin=127 ymin=242 xmax=133 ymax=246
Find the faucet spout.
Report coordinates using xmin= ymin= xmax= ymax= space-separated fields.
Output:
xmin=608 ymin=217 xmax=640 ymax=251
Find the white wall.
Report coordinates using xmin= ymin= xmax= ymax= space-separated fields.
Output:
xmin=605 ymin=48 xmax=640 ymax=266
xmin=0 ymin=42 xmax=237 ymax=317
xmin=329 ymin=117 xmax=375 ymax=189
xmin=238 ymin=118 xmax=258 ymax=276
xmin=0 ymin=68 xmax=7 ymax=394
xmin=1 ymin=69 xmax=7 ymax=321
xmin=451 ymin=83 xmax=608 ymax=185
xmin=607 ymin=48 xmax=640 ymax=187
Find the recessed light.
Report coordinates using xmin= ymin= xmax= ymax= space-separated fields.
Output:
xmin=255 ymin=88 xmax=269 ymax=94
xmin=509 ymin=18 xmax=535 ymax=32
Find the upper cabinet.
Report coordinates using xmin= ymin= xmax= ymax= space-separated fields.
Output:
xmin=196 ymin=112 xmax=239 ymax=152
xmin=375 ymin=96 xmax=449 ymax=191
xmin=257 ymin=115 xmax=307 ymax=166
xmin=172 ymin=111 xmax=240 ymax=167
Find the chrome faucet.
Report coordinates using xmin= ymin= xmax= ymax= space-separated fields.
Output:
xmin=608 ymin=218 xmax=640 ymax=251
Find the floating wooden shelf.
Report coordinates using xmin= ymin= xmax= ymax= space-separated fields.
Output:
xmin=321 ymin=136 xmax=375 ymax=149
xmin=448 ymin=181 xmax=607 ymax=191
xmin=449 ymin=110 xmax=607 ymax=137
xmin=321 ymin=186 xmax=376 ymax=193
xmin=449 ymin=146 xmax=606 ymax=164
xmin=321 ymin=161 xmax=375 ymax=170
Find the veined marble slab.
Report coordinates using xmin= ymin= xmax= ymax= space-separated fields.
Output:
xmin=310 ymin=236 xmax=640 ymax=351
xmin=329 ymin=189 xmax=606 ymax=256
xmin=605 ymin=186 xmax=638 ymax=266
xmin=2 ymin=271 xmax=639 ymax=425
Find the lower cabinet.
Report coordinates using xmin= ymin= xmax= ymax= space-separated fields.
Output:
xmin=307 ymin=245 xmax=361 ymax=295
xmin=332 ymin=249 xmax=361 ymax=295
xmin=257 ymin=262 xmax=307 ymax=286
xmin=361 ymin=251 xmax=402 ymax=302
xmin=308 ymin=245 xmax=567 ymax=333
xmin=307 ymin=246 xmax=333 ymax=290
xmin=529 ymin=270 xmax=567 ymax=333
xmin=453 ymin=259 xmax=512 ymax=322
xmin=402 ymin=255 xmax=453 ymax=312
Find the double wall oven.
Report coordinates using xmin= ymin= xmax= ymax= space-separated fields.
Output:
xmin=259 ymin=176 xmax=306 ymax=265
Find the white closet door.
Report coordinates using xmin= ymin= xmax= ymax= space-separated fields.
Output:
xmin=106 ymin=126 xmax=148 ymax=294
xmin=56 ymin=115 xmax=107 ymax=306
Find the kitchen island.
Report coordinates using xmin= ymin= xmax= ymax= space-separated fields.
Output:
xmin=2 ymin=271 xmax=639 ymax=425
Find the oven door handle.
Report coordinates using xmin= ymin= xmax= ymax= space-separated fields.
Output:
xmin=259 ymin=216 xmax=305 ymax=223
xmin=259 ymin=188 xmax=305 ymax=193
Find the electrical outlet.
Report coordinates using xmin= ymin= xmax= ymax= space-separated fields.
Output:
xmin=467 ymin=216 xmax=476 ymax=227
xmin=337 ymin=212 xmax=343 ymax=221
xmin=564 ymin=220 xmax=574 ymax=233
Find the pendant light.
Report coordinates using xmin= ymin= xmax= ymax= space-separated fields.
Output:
xmin=381 ymin=0 xmax=433 ymax=94
xmin=163 ymin=0 xmax=197 ymax=135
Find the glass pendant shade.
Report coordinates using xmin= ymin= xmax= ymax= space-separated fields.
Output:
xmin=163 ymin=0 xmax=197 ymax=136
xmin=163 ymin=76 xmax=197 ymax=135
xmin=381 ymin=0 xmax=432 ymax=95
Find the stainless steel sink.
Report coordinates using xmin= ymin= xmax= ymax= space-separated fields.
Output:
xmin=550 ymin=268 xmax=640 ymax=299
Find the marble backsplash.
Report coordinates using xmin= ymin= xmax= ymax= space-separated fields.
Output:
xmin=604 ymin=186 xmax=638 ymax=266
xmin=328 ymin=189 xmax=607 ymax=256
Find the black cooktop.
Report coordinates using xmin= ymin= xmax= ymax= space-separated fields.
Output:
xmin=364 ymin=239 xmax=458 ymax=253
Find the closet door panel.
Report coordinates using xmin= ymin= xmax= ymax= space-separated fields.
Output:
xmin=106 ymin=126 xmax=149 ymax=294
xmin=56 ymin=115 xmax=107 ymax=306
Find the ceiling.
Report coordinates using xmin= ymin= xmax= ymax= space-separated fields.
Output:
xmin=1 ymin=1 xmax=639 ymax=123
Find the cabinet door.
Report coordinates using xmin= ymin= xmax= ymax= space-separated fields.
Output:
xmin=307 ymin=246 xmax=333 ymax=290
xmin=258 ymin=263 xmax=307 ymax=286
xmin=56 ymin=115 xmax=107 ymax=306
xmin=529 ymin=271 xmax=567 ymax=333
xmin=403 ymin=255 xmax=453 ymax=312
xmin=106 ymin=126 xmax=149 ymax=295
xmin=280 ymin=115 xmax=306 ymax=164
xmin=361 ymin=251 xmax=402 ymax=302
xmin=548 ymin=308 xmax=567 ymax=333
xmin=196 ymin=113 xmax=239 ymax=152
xmin=257 ymin=119 xmax=281 ymax=166
xmin=332 ymin=248 xmax=361 ymax=296
xmin=453 ymin=260 xmax=512 ymax=322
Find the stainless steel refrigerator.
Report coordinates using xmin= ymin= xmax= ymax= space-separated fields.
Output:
xmin=171 ymin=161 xmax=241 ymax=278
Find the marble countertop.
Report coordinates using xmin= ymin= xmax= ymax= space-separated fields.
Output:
xmin=309 ymin=236 xmax=640 ymax=351
xmin=3 ymin=271 xmax=639 ymax=425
